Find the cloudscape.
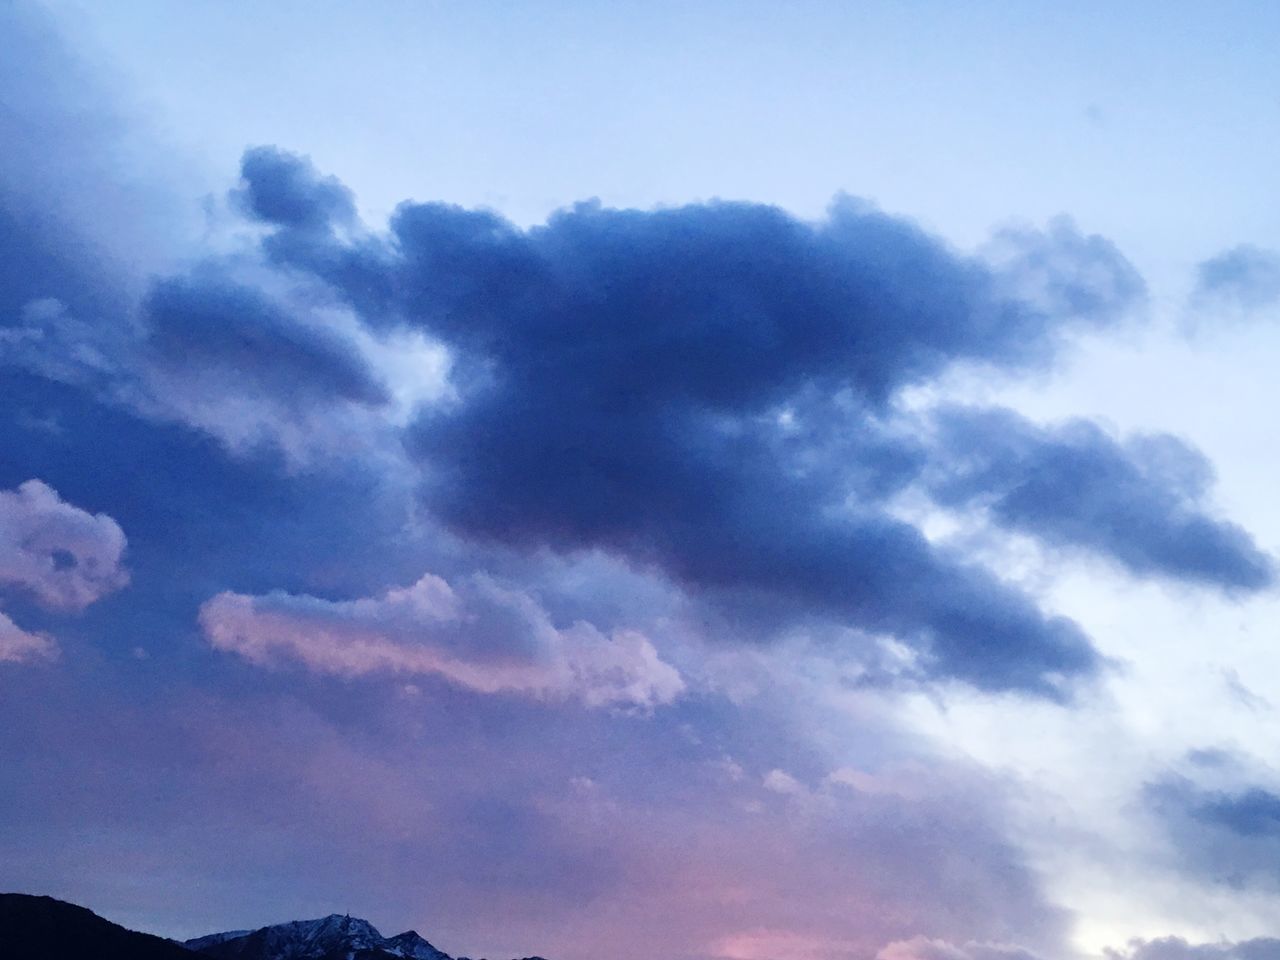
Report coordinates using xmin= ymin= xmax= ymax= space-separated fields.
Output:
xmin=6 ymin=3 xmax=1280 ymax=960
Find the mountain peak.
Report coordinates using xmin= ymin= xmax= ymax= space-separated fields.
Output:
xmin=1 ymin=893 xmax=545 ymax=960
xmin=188 ymin=912 xmax=449 ymax=960
xmin=383 ymin=930 xmax=451 ymax=960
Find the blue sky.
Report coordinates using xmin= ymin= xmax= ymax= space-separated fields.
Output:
xmin=6 ymin=4 xmax=1280 ymax=960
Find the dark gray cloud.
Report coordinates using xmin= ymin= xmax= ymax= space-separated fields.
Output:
xmin=222 ymin=146 xmax=1224 ymax=700
xmin=144 ymin=274 xmax=389 ymax=408
xmin=1193 ymin=245 xmax=1280 ymax=313
xmin=235 ymin=146 xmax=357 ymax=233
xmin=1145 ymin=774 xmax=1280 ymax=889
xmin=1150 ymin=777 xmax=1280 ymax=838
xmin=928 ymin=408 xmax=1273 ymax=592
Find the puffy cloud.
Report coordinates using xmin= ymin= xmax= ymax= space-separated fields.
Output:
xmin=984 ymin=215 xmax=1146 ymax=325
xmin=0 ymin=610 xmax=56 ymax=664
xmin=1192 ymin=245 xmax=1280 ymax=314
xmin=0 ymin=479 xmax=128 ymax=612
xmin=0 ymin=479 xmax=129 ymax=663
xmin=927 ymin=407 xmax=1273 ymax=592
xmin=235 ymin=146 xmax=357 ymax=233
xmin=219 ymin=146 xmax=1164 ymax=699
xmin=199 ymin=573 xmax=684 ymax=710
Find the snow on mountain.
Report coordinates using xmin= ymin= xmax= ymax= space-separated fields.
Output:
xmin=380 ymin=930 xmax=453 ymax=960
xmin=186 ymin=913 xmax=451 ymax=960
xmin=0 ymin=894 xmax=548 ymax=960
xmin=186 ymin=930 xmax=253 ymax=951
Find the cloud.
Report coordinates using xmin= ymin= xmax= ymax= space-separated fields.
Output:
xmin=0 ymin=479 xmax=129 ymax=663
xmin=216 ymin=147 xmax=1164 ymax=700
xmin=1192 ymin=245 xmax=1280 ymax=314
xmin=877 ymin=936 xmax=1048 ymax=960
xmin=1145 ymin=774 xmax=1280 ymax=889
xmin=235 ymin=146 xmax=357 ymax=233
xmin=927 ymin=407 xmax=1273 ymax=592
xmin=9 ymin=113 xmax=1245 ymax=703
xmin=0 ymin=656 xmax=1071 ymax=960
xmin=0 ymin=479 xmax=129 ymax=612
xmin=143 ymin=274 xmax=389 ymax=408
xmin=3 ymin=276 xmax=403 ymax=464
xmin=1107 ymin=937 xmax=1280 ymax=960
xmin=0 ymin=11 xmax=1217 ymax=960
xmin=0 ymin=10 xmax=402 ymax=466
xmin=0 ymin=610 xmax=56 ymax=664
xmin=1150 ymin=777 xmax=1280 ymax=838
xmin=0 ymin=3 xmax=191 ymax=325
xmin=199 ymin=572 xmax=684 ymax=710
xmin=984 ymin=215 xmax=1146 ymax=324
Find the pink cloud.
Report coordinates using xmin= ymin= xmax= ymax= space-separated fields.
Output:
xmin=877 ymin=936 xmax=1049 ymax=960
xmin=0 ymin=609 xmax=57 ymax=664
xmin=199 ymin=573 xmax=684 ymax=710
xmin=711 ymin=928 xmax=867 ymax=960
xmin=0 ymin=479 xmax=129 ymax=663
xmin=0 ymin=479 xmax=129 ymax=611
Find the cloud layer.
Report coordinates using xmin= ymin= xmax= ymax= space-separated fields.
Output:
xmin=4 ymin=8 xmax=1280 ymax=954
xmin=182 ymin=144 xmax=1274 ymax=703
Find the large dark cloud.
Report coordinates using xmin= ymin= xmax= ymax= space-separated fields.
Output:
xmin=228 ymin=146 xmax=1169 ymax=699
xmin=928 ymin=407 xmax=1273 ymax=592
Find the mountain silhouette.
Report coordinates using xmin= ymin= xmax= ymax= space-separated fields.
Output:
xmin=0 ymin=893 xmax=549 ymax=960
xmin=0 ymin=894 xmax=199 ymax=960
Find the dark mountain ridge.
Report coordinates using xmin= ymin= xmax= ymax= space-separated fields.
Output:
xmin=0 ymin=894 xmax=548 ymax=960
xmin=0 ymin=894 xmax=200 ymax=960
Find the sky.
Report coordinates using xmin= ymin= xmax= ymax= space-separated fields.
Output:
xmin=5 ymin=3 xmax=1280 ymax=960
